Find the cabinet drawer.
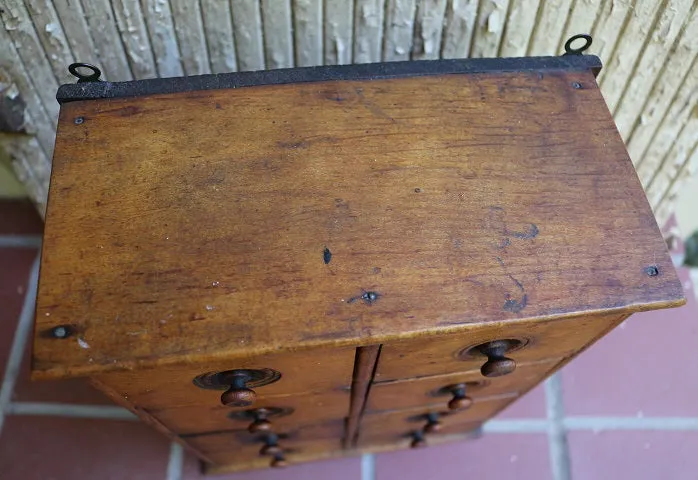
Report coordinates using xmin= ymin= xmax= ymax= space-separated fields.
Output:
xmin=367 ymin=360 xmax=557 ymax=413
xmin=147 ymin=390 xmax=350 ymax=435
xmin=375 ymin=312 xmax=624 ymax=382
xmin=357 ymin=396 xmax=514 ymax=447
xmin=96 ymin=345 xmax=355 ymax=410
xmin=185 ymin=420 xmax=344 ymax=467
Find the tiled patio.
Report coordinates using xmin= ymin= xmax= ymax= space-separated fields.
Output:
xmin=1 ymin=199 xmax=697 ymax=479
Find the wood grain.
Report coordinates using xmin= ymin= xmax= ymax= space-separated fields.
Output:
xmin=34 ymin=69 xmax=684 ymax=379
xmin=367 ymin=360 xmax=557 ymax=412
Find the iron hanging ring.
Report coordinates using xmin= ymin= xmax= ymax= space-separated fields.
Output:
xmin=68 ymin=63 xmax=102 ymax=83
xmin=563 ymin=34 xmax=592 ymax=56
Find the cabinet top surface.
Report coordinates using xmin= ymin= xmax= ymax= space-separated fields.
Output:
xmin=34 ymin=65 xmax=684 ymax=378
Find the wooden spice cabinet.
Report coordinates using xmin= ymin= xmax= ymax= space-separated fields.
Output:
xmin=33 ymin=46 xmax=685 ymax=474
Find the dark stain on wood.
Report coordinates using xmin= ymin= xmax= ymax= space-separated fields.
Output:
xmin=323 ymin=247 xmax=332 ymax=264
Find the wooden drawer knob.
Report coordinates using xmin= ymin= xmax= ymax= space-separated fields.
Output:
xmin=410 ymin=431 xmax=427 ymax=448
xmin=447 ymin=384 xmax=473 ymax=411
xmin=259 ymin=435 xmax=283 ymax=456
xmin=248 ymin=410 xmax=273 ymax=433
xmin=221 ymin=372 xmax=257 ymax=407
xmin=423 ymin=412 xmax=442 ymax=433
xmin=477 ymin=340 xmax=517 ymax=377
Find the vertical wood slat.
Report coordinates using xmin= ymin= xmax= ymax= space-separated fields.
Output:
xmin=0 ymin=40 xmax=55 ymax=158
xmin=470 ymin=0 xmax=510 ymax=58
xmin=0 ymin=1 xmax=60 ymax=118
xmin=169 ymin=0 xmax=210 ymax=75
xmin=636 ymin=60 xmax=698 ymax=187
xmin=231 ymin=0 xmax=265 ymax=71
xmin=52 ymin=0 xmax=100 ymax=72
xmin=613 ymin=0 xmax=695 ymax=141
xmin=24 ymin=0 xmax=74 ymax=85
xmin=411 ymin=0 xmax=448 ymax=60
xmin=654 ymin=144 xmax=698 ymax=223
xmin=527 ymin=0 xmax=573 ymax=56
xmin=383 ymin=0 xmax=417 ymax=62
xmin=324 ymin=0 xmax=354 ymax=65
xmin=588 ymin=0 xmax=631 ymax=77
xmin=112 ymin=0 xmax=158 ymax=79
xmin=354 ymin=0 xmax=386 ymax=63
xmin=598 ymin=0 xmax=663 ymax=113
xmin=441 ymin=0 xmax=479 ymax=59
xmin=559 ymin=0 xmax=603 ymax=54
xmin=261 ymin=0 xmax=294 ymax=69
xmin=499 ymin=0 xmax=538 ymax=57
xmin=294 ymin=0 xmax=323 ymax=67
xmin=626 ymin=11 xmax=698 ymax=164
xmin=200 ymin=0 xmax=238 ymax=73
xmin=140 ymin=0 xmax=183 ymax=78
xmin=79 ymin=0 xmax=134 ymax=81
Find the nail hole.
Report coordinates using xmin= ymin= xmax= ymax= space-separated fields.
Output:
xmin=51 ymin=325 xmax=74 ymax=339
xmin=414 ymin=188 xmax=422 ymax=193
xmin=74 ymin=116 xmax=84 ymax=125
xmin=572 ymin=82 xmax=582 ymax=89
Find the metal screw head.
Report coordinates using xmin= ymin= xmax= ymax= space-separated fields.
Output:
xmin=646 ymin=265 xmax=659 ymax=277
xmin=74 ymin=116 xmax=84 ymax=125
xmin=572 ymin=82 xmax=582 ymax=89
xmin=52 ymin=326 xmax=68 ymax=338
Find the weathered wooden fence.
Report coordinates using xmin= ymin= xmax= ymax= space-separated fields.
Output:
xmin=1 ymin=0 xmax=696 ymax=225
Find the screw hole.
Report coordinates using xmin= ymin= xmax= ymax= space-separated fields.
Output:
xmin=645 ymin=265 xmax=659 ymax=277
xmin=74 ymin=116 xmax=84 ymax=125
xmin=572 ymin=82 xmax=582 ymax=89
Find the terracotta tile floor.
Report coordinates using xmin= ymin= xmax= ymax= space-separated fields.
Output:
xmin=1 ymin=199 xmax=697 ymax=479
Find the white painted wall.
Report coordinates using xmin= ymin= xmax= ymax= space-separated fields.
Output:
xmin=0 ymin=0 xmax=695 ymax=223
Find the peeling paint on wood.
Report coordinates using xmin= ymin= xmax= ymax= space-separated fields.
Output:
xmin=354 ymin=0 xmax=385 ymax=63
xmin=112 ymin=0 xmax=158 ymax=80
xmin=294 ymin=0 xmax=323 ymax=67
xmin=80 ymin=0 xmax=133 ymax=81
xmin=412 ymin=0 xmax=448 ymax=60
xmin=499 ymin=0 xmax=538 ymax=57
xmin=527 ymin=0 xmax=573 ymax=56
xmin=200 ymin=0 xmax=238 ymax=73
xmin=141 ymin=0 xmax=183 ymax=78
xmin=261 ymin=0 xmax=294 ymax=69
xmin=560 ymin=0 xmax=603 ymax=54
xmin=231 ymin=0 xmax=265 ymax=71
xmin=324 ymin=0 xmax=354 ymax=65
xmin=170 ymin=0 xmax=210 ymax=75
xmin=589 ymin=0 xmax=632 ymax=82
xmin=471 ymin=0 xmax=510 ymax=58
xmin=383 ymin=0 xmax=417 ymax=61
xmin=442 ymin=0 xmax=479 ymax=59
xmin=24 ymin=0 xmax=74 ymax=85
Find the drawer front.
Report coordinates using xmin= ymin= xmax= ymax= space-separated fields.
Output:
xmin=375 ymin=312 xmax=624 ymax=382
xmin=367 ymin=360 xmax=557 ymax=413
xmin=357 ymin=397 xmax=513 ymax=447
xmin=96 ymin=345 xmax=355 ymax=410
xmin=185 ymin=420 xmax=344 ymax=467
xmin=147 ymin=390 xmax=350 ymax=435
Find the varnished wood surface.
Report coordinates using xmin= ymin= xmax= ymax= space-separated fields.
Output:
xmin=93 ymin=346 xmax=355 ymax=409
xmin=34 ymin=69 xmax=684 ymax=379
xmin=374 ymin=312 xmax=626 ymax=382
xmin=367 ymin=360 xmax=557 ymax=413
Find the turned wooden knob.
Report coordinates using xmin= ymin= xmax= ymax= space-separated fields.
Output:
xmin=220 ymin=372 xmax=257 ymax=407
xmin=410 ymin=432 xmax=427 ymax=448
xmin=446 ymin=383 xmax=473 ymax=411
xmin=477 ymin=340 xmax=517 ymax=377
xmin=248 ymin=417 xmax=272 ymax=433
xmin=423 ymin=412 xmax=442 ymax=433
xmin=260 ymin=443 xmax=283 ymax=456
xmin=271 ymin=456 xmax=288 ymax=468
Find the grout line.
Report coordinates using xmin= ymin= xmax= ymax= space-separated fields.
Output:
xmin=564 ymin=417 xmax=698 ymax=431
xmin=0 ymin=255 xmax=40 ymax=435
xmin=361 ymin=453 xmax=375 ymax=480
xmin=6 ymin=402 xmax=137 ymax=420
xmin=482 ymin=419 xmax=549 ymax=433
xmin=166 ymin=442 xmax=184 ymax=480
xmin=0 ymin=235 xmax=42 ymax=249
xmin=545 ymin=374 xmax=571 ymax=480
